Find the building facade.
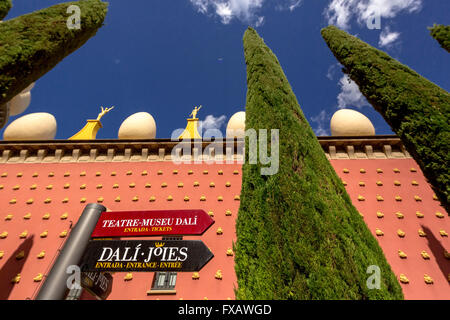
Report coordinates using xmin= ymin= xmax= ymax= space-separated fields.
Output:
xmin=0 ymin=135 xmax=448 ymax=300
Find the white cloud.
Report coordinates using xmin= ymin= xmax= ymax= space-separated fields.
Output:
xmin=326 ymin=63 xmax=341 ymax=80
xmin=276 ymin=0 xmax=303 ymax=12
xmin=310 ymin=110 xmax=331 ymax=136
xmin=378 ymin=26 xmax=400 ymax=48
xmin=199 ymin=114 xmax=227 ymax=135
xmin=189 ymin=0 xmax=301 ymax=25
xmin=324 ymin=0 xmax=422 ymax=30
xmin=337 ymin=75 xmax=369 ymax=109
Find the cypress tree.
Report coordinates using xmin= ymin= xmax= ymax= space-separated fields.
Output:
xmin=429 ymin=24 xmax=450 ymax=53
xmin=0 ymin=0 xmax=12 ymax=20
xmin=321 ymin=25 xmax=450 ymax=213
xmin=0 ymin=0 xmax=108 ymax=108
xmin=234 ymin=27 xmax=403 ymax=300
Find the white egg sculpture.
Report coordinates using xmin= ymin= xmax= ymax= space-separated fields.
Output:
xmin=8 ymin=91 xmax=31 ymax=116
xmin=226 ymin=111 xmax=245 ymax=138
xmin=330 ymin=109 xmax=375 ymax=136
xmin=7 ymin=82 xmax=35 ymax=116
xmin=3 ymin=112 xmax=57 ymax=140
xmin=118 ymin=112 xmax=156 ymax=139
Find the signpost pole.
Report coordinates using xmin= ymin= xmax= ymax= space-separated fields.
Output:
xmin=35 ymin=203 xmax=106 ymax=300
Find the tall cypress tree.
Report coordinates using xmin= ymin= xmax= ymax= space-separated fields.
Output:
xmin=321 ymin=25 xmax=450 ymax=213
xmin=0 ymin=0 xmax=108 ymax=108
xmin=0 ymin=0 xmax=12 ymax=20
xmin=429 ymin=24 xmax=450 ymax=53
xmin=234 ymin=27 xmax=403 ymax=300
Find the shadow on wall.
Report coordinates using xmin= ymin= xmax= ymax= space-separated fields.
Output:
xmin=422 ymin=225 xmax=449 ymax=283
xmin=0 ymin=235 xmax=34 ymax=300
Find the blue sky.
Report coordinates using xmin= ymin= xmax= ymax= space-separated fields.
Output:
xmin=2 ymin=0 xmax=449 ymax=139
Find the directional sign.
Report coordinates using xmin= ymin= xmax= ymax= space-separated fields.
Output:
xmin=80 ymin=240 xmax=214 ymax=272
xmin=90 ymin=209 xmax=214 ymax=238
xmin=81 ymin=272 xmax=113 ymax=300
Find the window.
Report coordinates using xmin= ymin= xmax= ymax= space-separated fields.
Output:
xmin=152 ymin=272 xmax=177 ymax=290
xmin=150 ymin=236 xmax=181 ymax=292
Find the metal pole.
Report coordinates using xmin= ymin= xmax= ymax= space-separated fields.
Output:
xmin=35 ymin=203 xmax=106 ymax=300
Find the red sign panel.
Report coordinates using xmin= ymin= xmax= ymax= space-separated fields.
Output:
xmin=91 ymin=209 xmax=214 ymax=238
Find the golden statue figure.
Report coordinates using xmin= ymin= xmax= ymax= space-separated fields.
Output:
xmin=96 ymin=106 xmax=115 ymax=121
xmin=179 ymin=105 xmax=203 ymax=139
xmin=69 ymin=106 xmax=115 ymax=140
xmin=190 ymin=105 xmax=202 ymax=119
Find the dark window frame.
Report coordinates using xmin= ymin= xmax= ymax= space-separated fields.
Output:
xmin=150 ymin=236 xmax=182 ymax=291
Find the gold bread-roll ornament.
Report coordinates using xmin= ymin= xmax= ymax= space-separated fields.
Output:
xmin=435 ymin=212 xmax=444 ymax=218
xmin=215 ymin=270 xmax=222 ymax=280
xmin=399 ymin=274 xmax=409 ymax=284
xmin=421 ymin=251 xmax=430 ymax=260
xmin=192 ymin=272 xmax=200 ymax=280
xmin=424 ymin=274 xmax=433 ymax=284
xmin=398 ymin=250 xmax=407 ymax=259
xmin=37 ymin=251 xmax=45 ymax=259
xmin=16 ymin=250 xmax=25 ymax=260
xmin=395 ymin=212 xmax=404 ymax=219
xmin=33 ymin=273 xmax=43 ymax=282
xmin=11 ymin=274 xmax=21 ymax=284
xmin=124 ymin=273 xmax=133 ymax=281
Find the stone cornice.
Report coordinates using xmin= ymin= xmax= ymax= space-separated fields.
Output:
xmin=0 ymin=135 xmax=410 ymax=164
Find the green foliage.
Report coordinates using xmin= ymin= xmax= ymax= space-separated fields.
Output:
xmin=0 ymin=0 xmax=108 ymax=106
xmin=0 ymin=0 xmax=12 ymax=20
xmin=429 ymin=24 xmax=450 ymax=53
xmin=321 ymin=25 xmax=450 ymax=213
xmin=234 ymin=27 xmax=403 ymax=300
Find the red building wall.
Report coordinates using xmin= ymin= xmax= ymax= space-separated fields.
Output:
xmin=0 ymin=162 xmax=241 ymax=300
xmin=331 ymin=159 xmax=449 ymax=300
xmin=0 ymin=157 xmax=448 ymax=299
